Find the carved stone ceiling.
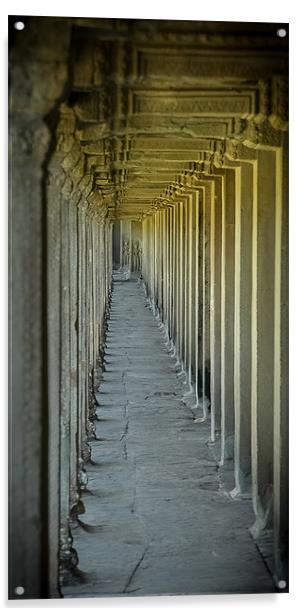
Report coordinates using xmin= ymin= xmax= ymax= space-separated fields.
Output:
xmin=69 ymin=19 xmax=288 ymax=220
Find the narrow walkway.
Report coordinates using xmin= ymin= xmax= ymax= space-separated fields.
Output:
xmin=63 ymin=280 xmax=274 ymax=597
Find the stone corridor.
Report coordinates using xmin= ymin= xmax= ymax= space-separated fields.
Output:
xmin=63 ymin=279 xmax=274 ymax=597
xmin=9 ymin=16 xmax=288 ymax=599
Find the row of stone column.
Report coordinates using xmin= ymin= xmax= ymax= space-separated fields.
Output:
xmin=141 ymin=132 xmax=288 ymax=586
xmin=47 ymin=153 xmax=113 ymax=594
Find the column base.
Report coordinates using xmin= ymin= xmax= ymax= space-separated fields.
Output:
xmin=192 ymin=396 xmax=210 ymax=422
xmin=87 ymin=418 xmax=96 ymax=440
xmin=81 ymin=440 xmax=92 ymax=464
xmin=59 ymin=526 xmax=79 ymax=588
xmin=78 ymin=456 xmax=89 ymax=491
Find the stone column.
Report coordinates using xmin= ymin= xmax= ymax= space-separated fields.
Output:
xmin=149 ymin=217 xmax=153 ymax=302
xmin=168 ymin=207 xmax=173 ymax=339
xmin=226 ymin=153 xmax=254 ymax=495
xmin=78 ymin=205 xmax=91 ymax=470
xmin=46 ymin=163 xmax=64 ymax=598
xmin=68 ymin=195 xmax=80 ymax=519
xmin=59 ymin=189 xmax=78 ymax=586
xmin=129 ymin=220 xmax=133 ymax=273
xmin=185 ymin=193 xmax=191 ymax=382
xmin=142 ymin=220 xmax=146 ymax=284
xmin=192 ymin=178 xmax=212 ymax=418
xmin=109 ymin=220 xmax=114 ymax=289
xmin=192 ymin=190 xmax=200 ymax=406
xmin=9 ymin=16 xmax=70 ymax=599
xmin=177 ymin=201 xmax=184 ymax=368
xmin=163 ymin=209 xmax=168 ymax=326
xmin=151 ymin=216 xmax=156 ymax=307
xmin=182 ymin=195 xmax=189 ymax=378
xmin=147 ymin=217 xmax=150 ymax=283
xmin=191 ymin=169 xmax=221 ymax=427
xmin=154 ymin=212 xmax=159 ymax=310
xmin=197 ymin=187 xmax=204 ymax=408
xmin=172 ymin=202 xmax=177 ymax=354
xmin=120 ymin=219 xmax=124 ymax=266
xmin=220 ymin=168 xmax=236 ymax=465
xmin=181 ymin=189 xmax=193 ymax=390
xmin=187 ymin=193 xmax=194 ymax=389
xmin=154 ymin=212 xmax=157 ymax=311
xmin=250 ymin=147 xmax=279 ymax=538
xmin=273 ymin=138 xmax=288 ymax=586
xmin=208 ymin=174 xmax=217 ymax=437
xmin=211 ymin=170 xmax=223 ymax=442
xmin=202 ymin=182 xmax=212 ymax=416
xmin=91 ymin=220 xmax=97 ymax=372
xmin=86 ymin=218 xmax=96 ymax=438
xmin=158 ymin=211 xmax=163 ymax=317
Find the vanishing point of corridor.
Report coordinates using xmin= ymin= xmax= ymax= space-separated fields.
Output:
xmin=63 ymin=279 xmax=273 ymax=597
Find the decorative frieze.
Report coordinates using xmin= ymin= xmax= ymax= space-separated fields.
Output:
xmin=136 ymin=50 xmax=288 ymax=81
xmin=133 ymin=91 xmax=256 ymax=115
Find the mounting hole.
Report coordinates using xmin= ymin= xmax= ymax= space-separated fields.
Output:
xmin=14 ymin=21 xmax=25 ymax=31
xmin=278 ymin=579 xmax=287 ymax=590
xmin=14 ymin=586 xmax=25 ymax=596
xmin=277 ymin=28 xmax=287 ymax=38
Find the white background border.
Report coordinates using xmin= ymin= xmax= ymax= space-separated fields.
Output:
xmin=1 ymin=1 xmax=300 ymax=613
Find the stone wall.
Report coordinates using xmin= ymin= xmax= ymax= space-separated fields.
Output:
xmin=9 ymin=16 xmax=71 ymax=599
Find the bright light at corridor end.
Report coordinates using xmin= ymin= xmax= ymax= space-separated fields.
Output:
xmin=14 ymin=21 xmax=25 ymax=31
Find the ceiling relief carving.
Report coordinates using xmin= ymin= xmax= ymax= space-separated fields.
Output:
xmin=132 ymin=91 xmax=256 ymax=115
xmin=136 ymin=50 xmax=287 ymax=81
xmin=61 ymin=19 xmax=288 ymax=220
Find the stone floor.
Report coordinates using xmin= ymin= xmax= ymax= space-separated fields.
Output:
xmin=63 ymin=279 xmax=275 ymax=598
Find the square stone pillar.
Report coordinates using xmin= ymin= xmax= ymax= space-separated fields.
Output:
xmin=59 ymin=195 xmax=77 ymax=585
xmin=210 ymin=171 xmax=223 ymax=442
xmin=78 ymin=207 xmax=90 ymax=469
xmin=273 ymin=140 xmax=288 ymax=586
xmin=69 ymin=200 xmax=80 ymax=518
xmin=228 ymin=156 xmax=254 ymax=495
xmin=9 ymin=16 xmax=70 ymax=599
xmin=220 ymin=168 xmax=236 ymax=464
xmin=46 ymin=177 xmax=63 ymax=598
xmin=251 ymin=147 xmax=277 ymax=536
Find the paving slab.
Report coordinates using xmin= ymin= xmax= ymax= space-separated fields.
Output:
xmin=63 ymin=280 xmax=275 ymax=598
